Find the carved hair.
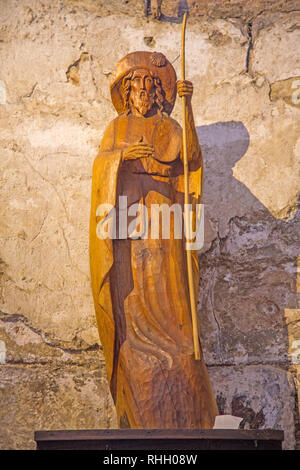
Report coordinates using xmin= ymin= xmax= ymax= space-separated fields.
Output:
xmin=121 ymin=69 xmax=165 ymax=115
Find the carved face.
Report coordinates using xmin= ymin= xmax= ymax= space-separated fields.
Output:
xmin=129 ymin=68 xmax=156 ymax=116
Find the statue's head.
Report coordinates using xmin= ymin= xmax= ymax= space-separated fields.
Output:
xmin=110 ymin=51 xmax=177 ymax=116
xmin=121 ymin=67 xmax=164 ymax=117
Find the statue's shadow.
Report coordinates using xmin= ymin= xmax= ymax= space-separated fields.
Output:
xmin=196 ymin=121 xmax=299 ymax=432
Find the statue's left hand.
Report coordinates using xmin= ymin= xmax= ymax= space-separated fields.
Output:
xmin=177 ymin=80 xmax=193 ymax=99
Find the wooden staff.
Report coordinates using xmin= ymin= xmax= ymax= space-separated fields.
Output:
xmin=181 ymin=12 xmax=202 ymax=361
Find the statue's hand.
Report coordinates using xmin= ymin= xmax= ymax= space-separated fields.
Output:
xmin=177 ymin=80 xmax=193 ymax=100
xmin=122 ymin=140 xmax=154 ymax=161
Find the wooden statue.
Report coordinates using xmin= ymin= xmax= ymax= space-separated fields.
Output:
xmin=89 ymin=50 xmax=219 ymax=429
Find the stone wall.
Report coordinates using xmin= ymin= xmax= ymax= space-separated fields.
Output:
xmin=0 ymin=0 xmax=299 ymax=449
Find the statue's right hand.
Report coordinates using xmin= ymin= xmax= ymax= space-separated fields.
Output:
xmin=122 ymin=142 xmax=154 ymax=161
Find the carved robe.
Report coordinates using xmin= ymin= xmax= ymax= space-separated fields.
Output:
xmin=90 ymin=111 xmax=218 ymax=428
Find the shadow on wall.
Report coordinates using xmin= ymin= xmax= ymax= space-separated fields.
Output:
xmin=196 ymin=121 xmax=299 ymax=437
xmin=145 ymin=0 xmax=189 ymax=23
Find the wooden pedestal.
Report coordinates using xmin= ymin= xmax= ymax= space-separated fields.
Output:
xmin=34 ymin=429 xmax=283 ymax=450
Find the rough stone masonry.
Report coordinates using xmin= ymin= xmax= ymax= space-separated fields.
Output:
xmin=0 ymin=0 xmax=299 ymax=449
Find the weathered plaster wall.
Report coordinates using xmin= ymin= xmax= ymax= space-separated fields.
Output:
xmin=0 ymin=0 xmax=299 ymax=449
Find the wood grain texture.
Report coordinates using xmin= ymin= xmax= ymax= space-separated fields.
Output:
xmin=89 ymin=51 xmax=219 ymax=429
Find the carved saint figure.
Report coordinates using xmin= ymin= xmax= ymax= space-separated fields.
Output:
xmin=90 ymin=51 xmax=218 ymax=428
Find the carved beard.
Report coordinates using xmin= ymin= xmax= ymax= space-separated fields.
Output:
xmin=130 ymin=90 xmax=155 ymax=116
